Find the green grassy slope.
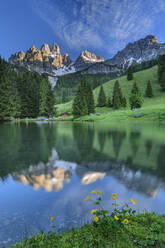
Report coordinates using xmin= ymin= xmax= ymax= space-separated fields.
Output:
xmin=12 ymin=213 xmax=165 ymax=248
xmin=56 ymin=65 xmax=165 ymax=121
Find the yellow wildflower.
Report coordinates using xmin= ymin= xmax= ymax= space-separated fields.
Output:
xmin=50 ymin=217 xmax=54 ymax=222
xmin=112 ymin=193 xmax=117 ymax=196
xmin=85 ymin=196 xmax=90 ymax=202
xmin=97 ymin=190 xmax=102 ymax=195
xmin=112 ymin=196 xmax=116 ymax=200
xmin=114 ymin=215 xmax=119 ymax=221
xmin=94 ymin=215 xmax=99 ymax=222
xmin=123 ymin=219 xmax=128 ymax=224
xmin=131 ymin=198 xmax=136 ymax=205
xmin=91 ymin=190 xmax=96 ymax=194
xmin=91 ymin=209 xmax=97 ymax=214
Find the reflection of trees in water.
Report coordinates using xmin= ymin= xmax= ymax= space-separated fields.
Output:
xmin=107 ymin=129 xmax=126 ymax=159
xmin=157 ymin=145 xmax=165 ymax=173
xmin=129 ymin=131 xmax=141 ymax=157
xmin=0 ymin=123 xmax=57 ymax=180
xmin=111 ymin=130 xmax=126 ymax=158
xmin=73 ymin=123 xmax=95 ymax=160
xmin=145 ymin=139 xmax=153 ymax=157
xmin=98 ymin=130 xmax=106 ymax=151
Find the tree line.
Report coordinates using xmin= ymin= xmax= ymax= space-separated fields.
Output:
xmin=72 ymin=68 xmax=154 ymax=118
xmin=0 ymin=57 xmax=55 ymax=121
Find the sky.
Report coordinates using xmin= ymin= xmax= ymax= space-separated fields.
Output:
xmin=1 ymin=0 xmax=165 ymax=61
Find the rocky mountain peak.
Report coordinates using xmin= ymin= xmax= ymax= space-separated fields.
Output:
xmin=144 ymin=35 xmax=159 ymax=44
xmin=29 ymin=45 xmax=38 ymax=53
xmin=52 ymin=43 xmax=60 ymax=55
xmin=41 ymin=44 xmax=51 ymax=55
xmin=8 ymin=34 xmax=165 ymax=79
xmin=105 ymin=34 xmax=164 ymax=70
xmin=79 ymin=50 xmax=104 ymax=63
xmin=62 ymin=53 xmax=72 ymax=65
xmin=9 ymin=42 xmax=72 ymax=75
xmin=74 ymin=50 xmax=104 ymax=71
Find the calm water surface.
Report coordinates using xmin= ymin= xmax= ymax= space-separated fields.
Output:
xmin=0 ymin=121 xmax=165 ymax=247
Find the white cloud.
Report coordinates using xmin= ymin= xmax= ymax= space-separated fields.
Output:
xmin=32 ymin=0 xmax=165 ymax=57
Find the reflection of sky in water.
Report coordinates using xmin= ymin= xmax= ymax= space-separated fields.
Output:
xmin=1 ymin=158 xmax=165 ymax=247
xmin=1 ymin=122 xmax=165 ymax=247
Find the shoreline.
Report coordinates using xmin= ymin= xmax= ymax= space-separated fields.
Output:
xmin=11 ymin=213 xmax=165 ymax=247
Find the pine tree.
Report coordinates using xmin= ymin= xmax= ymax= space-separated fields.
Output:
xmin=114 ymin=93 xmax=121 ymax=109
xmin=157 ymin=55 xmax=165 ymax=91
xmin=39 ymin=78 xmax=49 ymax=116
xmin=112 ymin=80 xmax=123 ymax=109
xmin=97 ymin=85 xmax=106 ymax=107
xmin=0 ymin=58 xmax=20 ymax=120
xmin=122 ymin=97 xmax=127 ymax=108
xmin=160 ymin=72 xmax=165 ymax=92
xmin=145 ymin=80 xmax=153 ymax=97
xmin=87 ymin=84 xmax=95 ymax=114
xmin=127 ymin=66 xmax=133 ymax=80
xmin=129 ymin=82 xmax=143 ymax=109
xmin=72 ymin=83 xmax=88 ymax=117
xmin=80 ymin=96 xmax=88 ymax=116
xmin=45 ymin=83 xmax=55 ymax=117
xmin=107 ymin=97 xmax=112 ymax=107
xmin=158 ymin=55 xmax=165 ymax=83
xmin=131 ymin=81 xmax=139 ymax=94
xmin=62 ymin=90 xmax=67 ymax=103
xmin=72 ymin=81 xmax=93 ymax=117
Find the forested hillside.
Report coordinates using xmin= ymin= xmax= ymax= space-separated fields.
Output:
xmin=0 ymin=57 xmax=55 ymax=121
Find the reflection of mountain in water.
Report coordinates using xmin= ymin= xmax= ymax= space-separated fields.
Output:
xmin=1 ymin=122 xmax=165 ymax=197
xmin=12 ymin=147 xmax=161 ymax=197
xmin=12 ymin=149 xmax=76 ymax=192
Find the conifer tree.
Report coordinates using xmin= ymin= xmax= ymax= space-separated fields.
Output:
xmin=145 ymin=80 xmax=153 ymax=97
xmin=131 ymin=81 xmax=139 ymax=94
xmin=160 ymin=72 xmax=165 ymax=92
xmin=39 ymin=78 xmax=49 ymax=116
xmin=0 ymin=58 xmax=20 ymax=120
xmin=113 ymin=93 xmax=121 ymax=109
xmin=62 ymin=90 xmax=67 ymax=103
xmin=158 ymin=55 xmax=165 ymax=83
xmin=127 ymin=66 xmax=133 ymax=80
xmin=46 ymin=83 xmax=56 ymax=117
xmin=107 ymin=97 xmax=112 ymax=107
xmin=80 ymin=96 xmax=88 ymax=116
xmin=122 ymin=97 xmax=127 ymax=108
xmin=72 ymin=83 xmax=88 ymax=117
xmin=97 ymin=85 xmax=106 ymax=107
xmin=112 ymin=80 xmax=123 ymax=109
xmin=72 ymin=81 xmax=94 ymax=117
xmin=86 ymin=84 xmax=95 ymax=114
xmin=129 ymin=82 xmax=143 ymax=109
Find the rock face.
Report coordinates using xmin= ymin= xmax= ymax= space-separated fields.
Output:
xmin=8 ymin=35 xmax=165 ymax=80
xmin=80 ymin=35 xmax=165 ymax=74
xmin=74 ymin=50 xmax=104 ymax=71
xmin=9 ymin=43 xmax=72 ymax=74
xmin=105 ymin=35 xmax=165 ymax=69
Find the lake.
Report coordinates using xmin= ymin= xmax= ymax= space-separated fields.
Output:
xmin=0 ymin=121 xmax=165 ymax=247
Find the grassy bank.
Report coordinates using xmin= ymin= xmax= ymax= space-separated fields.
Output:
xmin=11 ymin=213 xmax=165 ymax=248
xmin=56 ymin=65 xmax=165 ymax=122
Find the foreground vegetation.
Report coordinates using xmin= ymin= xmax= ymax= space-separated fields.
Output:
xmin=11 ymin=191 xmax=165 ymax=248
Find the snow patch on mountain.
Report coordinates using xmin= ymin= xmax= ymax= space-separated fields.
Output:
xmin=53 ymin=65 xmax=76 ymax=76
xmin=48 ymin=76 xmax=58 ymax=88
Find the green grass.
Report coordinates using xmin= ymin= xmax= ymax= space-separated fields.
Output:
xmin=11 ymin=213 xmax=165 ymax=248
xmin=56 ymin=65 xmax=165 ymax=122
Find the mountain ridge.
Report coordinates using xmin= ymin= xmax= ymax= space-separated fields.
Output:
xmin=9 ymin=35 xmax=165 ymax=85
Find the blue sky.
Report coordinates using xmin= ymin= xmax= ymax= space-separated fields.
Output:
xmin=1 ymin=0 xmax=165 ymax=61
